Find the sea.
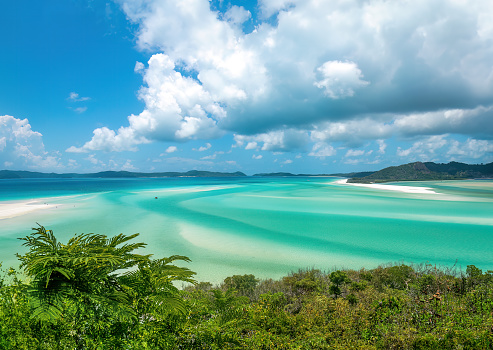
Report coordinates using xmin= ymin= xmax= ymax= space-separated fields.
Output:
xmin=1 ymin=177 xmax=492 ymax=283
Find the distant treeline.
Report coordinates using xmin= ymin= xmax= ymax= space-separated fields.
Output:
xmin=0 ymin=169 xmax=247 ymax=179
xmin=1 ymin=161 xmax=492 ymax=181
xmin=1 ymin=226 xmax=493 ymax=349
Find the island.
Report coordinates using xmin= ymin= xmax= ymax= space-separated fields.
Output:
xmin=347 ymin=161 xmax=493 ymax=183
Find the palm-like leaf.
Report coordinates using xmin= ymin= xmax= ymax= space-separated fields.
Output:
xmin=17 ymin=225 xmax=149 ymax=322
xmin=17 ymin=225 xmax=195 ymax=325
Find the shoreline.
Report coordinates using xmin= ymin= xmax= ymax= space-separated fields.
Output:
xmin=0 ymin=194 xmax=83 ymax=220
xmin=334 ymin=178 xmax=439 ymax=194
xmin=0 ymin=200 xmax=59 ymax=220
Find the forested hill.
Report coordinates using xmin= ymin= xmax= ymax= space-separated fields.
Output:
xmin=348 ymin=161 xmax=493 ymax=183
xmin=0 ymin=170 xmax=247 ymax=179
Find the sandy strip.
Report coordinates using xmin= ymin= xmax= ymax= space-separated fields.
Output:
xmin=133 ymin=185 xmax=240 ymax=195
xmin=334 ymin=179 xmax=438 ymax=194
xmin=0 ymin=200 xmax=59 ymax=220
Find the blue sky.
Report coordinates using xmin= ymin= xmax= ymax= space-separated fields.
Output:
xmin=1 ymin=0 xmax=493 ymax=174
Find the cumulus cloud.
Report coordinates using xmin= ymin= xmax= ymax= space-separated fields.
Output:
xmin=224 ymin=5 xmax=251 ymax=25
xmin=66 ymin=126 xmax=149 ymax=152
xmin=121 ymin=159 xmax=137 ymax=170
xmin=234 ymin=129 xmax=309 ymax=152
xmin=309 ymin=142 xmax=336 ymax=158
xmin=71 ymin=0 xmax=493 ymax=158
xmin=447 ymin=138 xmax=493 ymax=160
xmin=0 ymin=115 xmax=62 ymax=169
xmin=245 ymin=142 xmax=258 ymax=150
xmin=196 ymin=143 xmax=212 ymax=152
xmin=396 ymin=135 xmax=448 ymax=160
xmin=165 ymin=146 xmax=177 ymax=153
xmin=314 ymin=61 xmax=369 ymax=99
xmin=252 ymin=154 xmax=263 ymax=160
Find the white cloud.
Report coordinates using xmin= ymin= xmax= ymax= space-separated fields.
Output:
xmin=66 ymin=126 xmax=149 ymax=153
xmin=0 ymin=115 xmax=62 ymax=169
xmin=309 ymin=142 xmax=336 ymax=158
xmin=258 ymin=0 xmax=296 ymax=19
xmin=224 ymin=6 xmax=251 ymax=25
xmin=252 ymin=154 xmax=263 ymax=160
xmin=201 ymin=154 xmax=216 ymax=160
xmin=345 ymin=149 xmax=365 ymax=157
xmin=86 ymin=154 xmax=100 ymax=165
xmin=314 ymin=61 xmax=369 ymax=99
xmin=393 ymin=106 xmax=493 ymax=138
xmin=121 ymin=159 xmax=137 ymax=171
xmin=282 ymin=159 xmax=293 ymax=164
xmin=397 ymin=135 xmax=448 ymax=160
xmin=165 ymin=146 xmax=178 ymax=153
xmin=68 ymin=92 xmax=90 ymax=102
xmin=447 ymin=138 xmax=493 ymax=159
xmin=0 ymin=136 xmax=6 ymax=151
xmin=377 ymin=139 xmax=387 ymax=154
xmin=73 ymin=107 xmax=88 ymax=114
xmin=73 ymin=0 xmax=493 ymax=157
xmin=197 ymin=143 xmax=212 ymax=152
xmin=134 ymin=61 xmax=145 ymax=73
xmin=234 ymin=129 xmax=309 ymax=152
xmin=311 ymin=118 xmax=393 ymax=147
xmin=245 ymin=141 xmax=258 ymax=150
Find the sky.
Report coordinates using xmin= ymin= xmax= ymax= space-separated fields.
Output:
xmin=1 ymin=0 xmax=493 ymax=175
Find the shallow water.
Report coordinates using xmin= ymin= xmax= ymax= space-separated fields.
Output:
xmin=1 ymin=177 xmax=492 ymax=283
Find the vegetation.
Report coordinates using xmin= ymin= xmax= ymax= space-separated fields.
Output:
xmin=0 ymin=170 xmax=247 ymax=179
xmin=348 ymin=161 xmax=493 ymax=183
xmin=1 ymin=226 xmax=493 ymax=349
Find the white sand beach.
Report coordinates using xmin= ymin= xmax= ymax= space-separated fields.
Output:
xmin=334 ymin=179 xmax=438 ymax=194
xmin=0 ymin=200 xmax=59 ymax=220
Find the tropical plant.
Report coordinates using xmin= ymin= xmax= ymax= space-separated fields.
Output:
xmin=17 ymin=225 xmax=195 ymax=324
xmin=328 ymin=270 xmax=350 ymax=298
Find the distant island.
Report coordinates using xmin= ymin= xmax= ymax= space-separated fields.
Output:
xmin=0 ymin=170 xmax=247 ymax=179
xmin=1 ymin=161 xmax=492 ymax=182
xmin=347 ymin=161 xmax=493 ymax=183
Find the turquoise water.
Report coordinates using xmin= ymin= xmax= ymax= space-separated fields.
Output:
xmin=1 ymin=177 xmax=492 ymax=283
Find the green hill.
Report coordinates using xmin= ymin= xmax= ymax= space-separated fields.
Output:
xmin=348 ymin=161 xmax=493 ymax=183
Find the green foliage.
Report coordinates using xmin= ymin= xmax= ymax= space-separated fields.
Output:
xmin=282 ymin=268 xmax=323 ymax=296
xmin=224 ymin=274 xmax=258 ymax=296
xmin=2 ymin=228 xmax=493 ymax=349
xmin=369 ymin=264 xmax=416 ymax=291
xmin=329 ymin=270 xmax=350 ymax=298
xmin=17 ymin=225 xmax=150 ymax=322
xmin=347 ymin=161 xmax=493 ymax=183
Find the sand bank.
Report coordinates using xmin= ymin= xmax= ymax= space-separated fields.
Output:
xmin=0 ymin=200 xmax=59 ymax=220
xmin=334 ymin=179 xmax=438 ymax=194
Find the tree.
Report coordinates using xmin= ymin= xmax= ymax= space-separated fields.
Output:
xmin=223 ymin=274 xmax=258 ymax=296
xmin=17 ymin=225 xmax=195 ymax=326
xmin=329 ymin=270 xmax=351 ymax=298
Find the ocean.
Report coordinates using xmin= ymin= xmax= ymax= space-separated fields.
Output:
xmin=1 ymin=177 xmax=492 ymax=283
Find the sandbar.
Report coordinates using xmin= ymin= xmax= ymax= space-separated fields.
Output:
xmin=0 ymin=200 xmax=59 ymax=220
xmin=334 ymin=179 xmax=438 ymax=194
